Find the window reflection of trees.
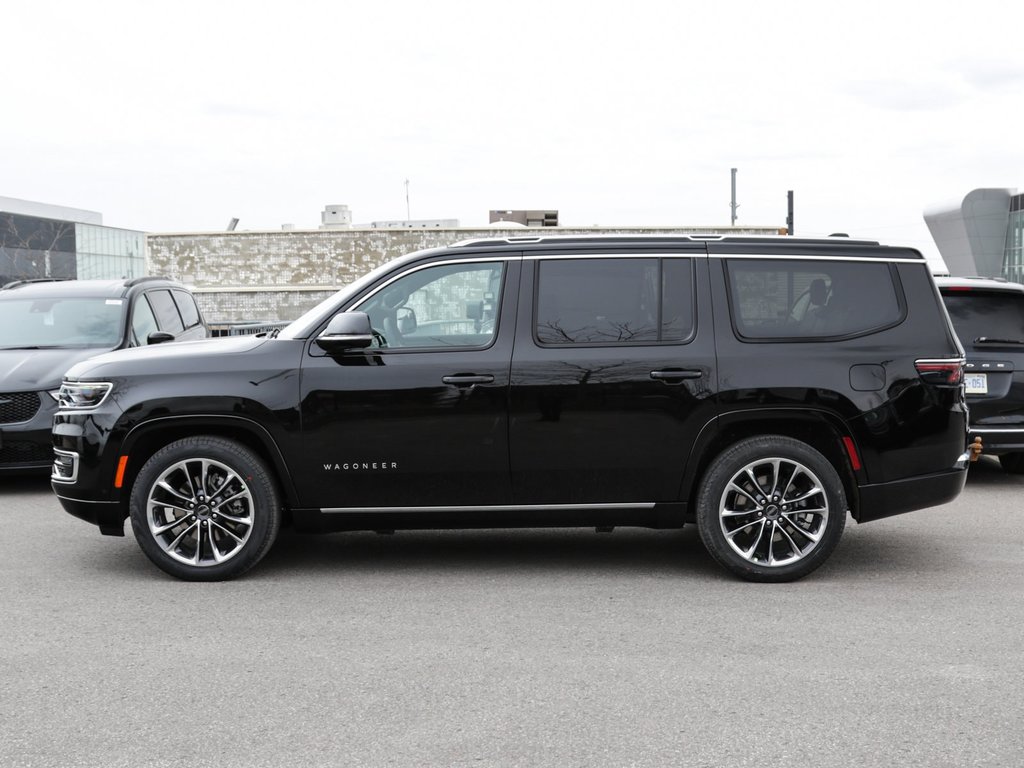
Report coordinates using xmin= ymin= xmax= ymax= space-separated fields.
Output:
xmin=537 ymin=319 xmax=659 ymax=345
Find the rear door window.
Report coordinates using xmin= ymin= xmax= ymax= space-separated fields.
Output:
xmin=146 ymin=290 xmax=185 ymax=334
xmin=726 ymin=259 xmax=903 ymax=340
xmin=534 ymin=257 xmax=695 ymax=345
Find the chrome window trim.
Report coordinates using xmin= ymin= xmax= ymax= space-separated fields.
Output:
xmin=709 ymin=253 xmax=923 ymax=264
xmin=521 ymin=253 xmax=922 ymax=264
xmin=350 ymin=256 xmax=517 ymax=312
xmin=970 ymin=427 xmax=1024 ymax=434
xmin=321 ymin=503 xmax=656 ymax=514
xmin=523 ymin=252 xmax=702 ymax=260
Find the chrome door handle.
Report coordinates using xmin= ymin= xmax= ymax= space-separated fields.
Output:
xmin=442 ymin=374 xmax=495 ymax=386
xmin=649 ymin=369 xmax=703 ymax=381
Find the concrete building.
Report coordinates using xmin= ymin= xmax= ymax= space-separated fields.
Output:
xmin=0 ymin=196 xmax=146 ymax=284
xmin=148 ymin=224 xmax=785 ymax=325
xmin=490 ymin=210 xmax=559 ymax=227
xmin=924 ymin=188 xmax=1024 ymax=280
xmin=320 ymin=204 xmax=352 ymax=229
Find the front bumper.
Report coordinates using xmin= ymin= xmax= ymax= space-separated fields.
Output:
xmin=53 ymin=489 xmax=126 ymax=536
xmin=0 ymin=397 xmax=57 ymax=472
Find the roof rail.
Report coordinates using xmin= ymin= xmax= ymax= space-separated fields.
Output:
xmin=0 ymin=277 xmax=73 ymax=290
xmin=451 ymin=234 xmax=724 ymax=248
xmin=450 ymin=233 xmax=881 ymax=248
xmin=124 ymin=275 xmax=174 ymax=287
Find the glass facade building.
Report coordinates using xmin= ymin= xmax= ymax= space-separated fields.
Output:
xmin=0 ymin=210 xmax=145 ymax=285
xmin=1005 ymin=193 xmax=1024 ymax=284
xmin=925 ymin=188 xmax=1024 ymax=279
xmin=74 ymin=223 xmax=146 ymax=280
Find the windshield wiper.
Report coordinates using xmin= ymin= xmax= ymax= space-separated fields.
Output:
xmin=974 ymin=337 xmax=1024 ymax=345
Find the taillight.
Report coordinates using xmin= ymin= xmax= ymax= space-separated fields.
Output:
xmin=915 ymin=358 xmax=964 ymax=386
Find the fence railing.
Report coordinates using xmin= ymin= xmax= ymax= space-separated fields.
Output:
xmin=209 ymin=322 xmax=290 ymax=338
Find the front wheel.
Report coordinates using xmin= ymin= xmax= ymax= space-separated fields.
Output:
xmin=129 ymin=436 xmax=281 ymax=581
xmin=696 ymin=436 xmax=847 ymax=582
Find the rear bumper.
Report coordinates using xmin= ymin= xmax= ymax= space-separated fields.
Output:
xmin=856 ymin=464 xmax=968 ymax=523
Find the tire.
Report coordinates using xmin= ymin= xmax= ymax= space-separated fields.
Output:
xmin=999 ymin=452 xmax=1024 ymax=474
xmin=696 ymin=436 xmax=847 ymax=582
xmin=129 ymin=436 xmax=281 ymax=581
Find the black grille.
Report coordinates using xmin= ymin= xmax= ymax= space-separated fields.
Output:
xmin=0 ymin=441 xmax=52 ymax=465
xmin=0 ymin=392 xmax=41 ymax=424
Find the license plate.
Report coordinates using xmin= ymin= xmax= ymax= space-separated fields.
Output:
xmin=965 ymin=373 xmax=988 ymax=394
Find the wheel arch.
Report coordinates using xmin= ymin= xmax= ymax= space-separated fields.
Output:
xmin=118 ymin=416 xmax=298 ymax=516
xmin=681 ymin=408 xmax=862 ymax=522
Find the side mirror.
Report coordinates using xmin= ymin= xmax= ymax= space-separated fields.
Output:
xmin=147 ymin=331 xmax=176 ymax=345
xmin=316 ymin=311 xmax=374 ymax=353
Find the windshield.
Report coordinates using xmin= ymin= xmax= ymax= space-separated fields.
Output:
xmin=942 ymin=290 xmax=1024 ymax=346
xmin=0 ymin=297 xmax=126 ymax=349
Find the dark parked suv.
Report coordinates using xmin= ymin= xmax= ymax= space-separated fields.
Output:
xmin=936 ymin=276 xmax=1024 ymax=472
xmin=0 ymin=277 xmax=207 ymax=472
xmin=51 ymin=236 xmax=971 ymax=582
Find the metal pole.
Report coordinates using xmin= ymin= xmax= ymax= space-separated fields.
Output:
xmin=730 ymin=168 xmax=738 ymax=226
xmin=787 ymin=190 xmax=794 ymax=235
xmin=405 ymin=179 xmax=411 ymax=221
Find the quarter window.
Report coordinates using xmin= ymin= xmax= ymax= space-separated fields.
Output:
xmin=357 ymin=261 xmax=504 ymax=349
xmin=535 ymin=258 xmax=695 ymax=345
xmin=726 ymin=259 xmax=903 ymax=340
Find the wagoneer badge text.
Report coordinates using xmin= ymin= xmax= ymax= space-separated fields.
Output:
xmin=323 ymin=461 xmax=399 ymax=471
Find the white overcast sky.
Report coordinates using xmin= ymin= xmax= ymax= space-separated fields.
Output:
xmin=4 ymin=0 xmax=1024 ymax=270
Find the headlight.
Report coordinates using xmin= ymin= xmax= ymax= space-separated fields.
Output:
xmin=57 ymin=382 xmax=113 ymax=410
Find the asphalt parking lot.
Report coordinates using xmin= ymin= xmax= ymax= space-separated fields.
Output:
xmin=2 ymin=458 xmax=1022 ymax=768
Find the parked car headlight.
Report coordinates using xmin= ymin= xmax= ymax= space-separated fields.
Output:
xmin=58 ymin=382 xmax=113 ymax=410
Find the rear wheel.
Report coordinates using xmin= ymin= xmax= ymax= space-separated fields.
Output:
xmin=129 ymin=436 xmax=281 ymax=581
xmin=696 ymin=436 xmax=847 ymax=582
xmin=999 ymin=452 xmax=1024 ymax=474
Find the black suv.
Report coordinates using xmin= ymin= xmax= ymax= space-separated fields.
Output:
xmin=0 ymin=277 xmax=207 ymax=472
xmin=51 ymin=236 xmax=970 ymax=582
xmin=936 ymin=276 xmax=1024 ymax=472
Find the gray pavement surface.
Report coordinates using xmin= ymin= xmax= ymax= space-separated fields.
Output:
xmin=1 ymin=457 xmax=1022 ymax=768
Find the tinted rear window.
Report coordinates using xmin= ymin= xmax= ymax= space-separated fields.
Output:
xmin=942 ymin=290 xmax=1024 ymax=345
xmin=726 ymin=259 xmax=903 ymax=340
xmin=535 ymin=258 xmax=695 ymax=345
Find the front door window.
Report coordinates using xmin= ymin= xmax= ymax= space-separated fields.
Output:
xmin=357 ymin=262 xmax=504 ymax=350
